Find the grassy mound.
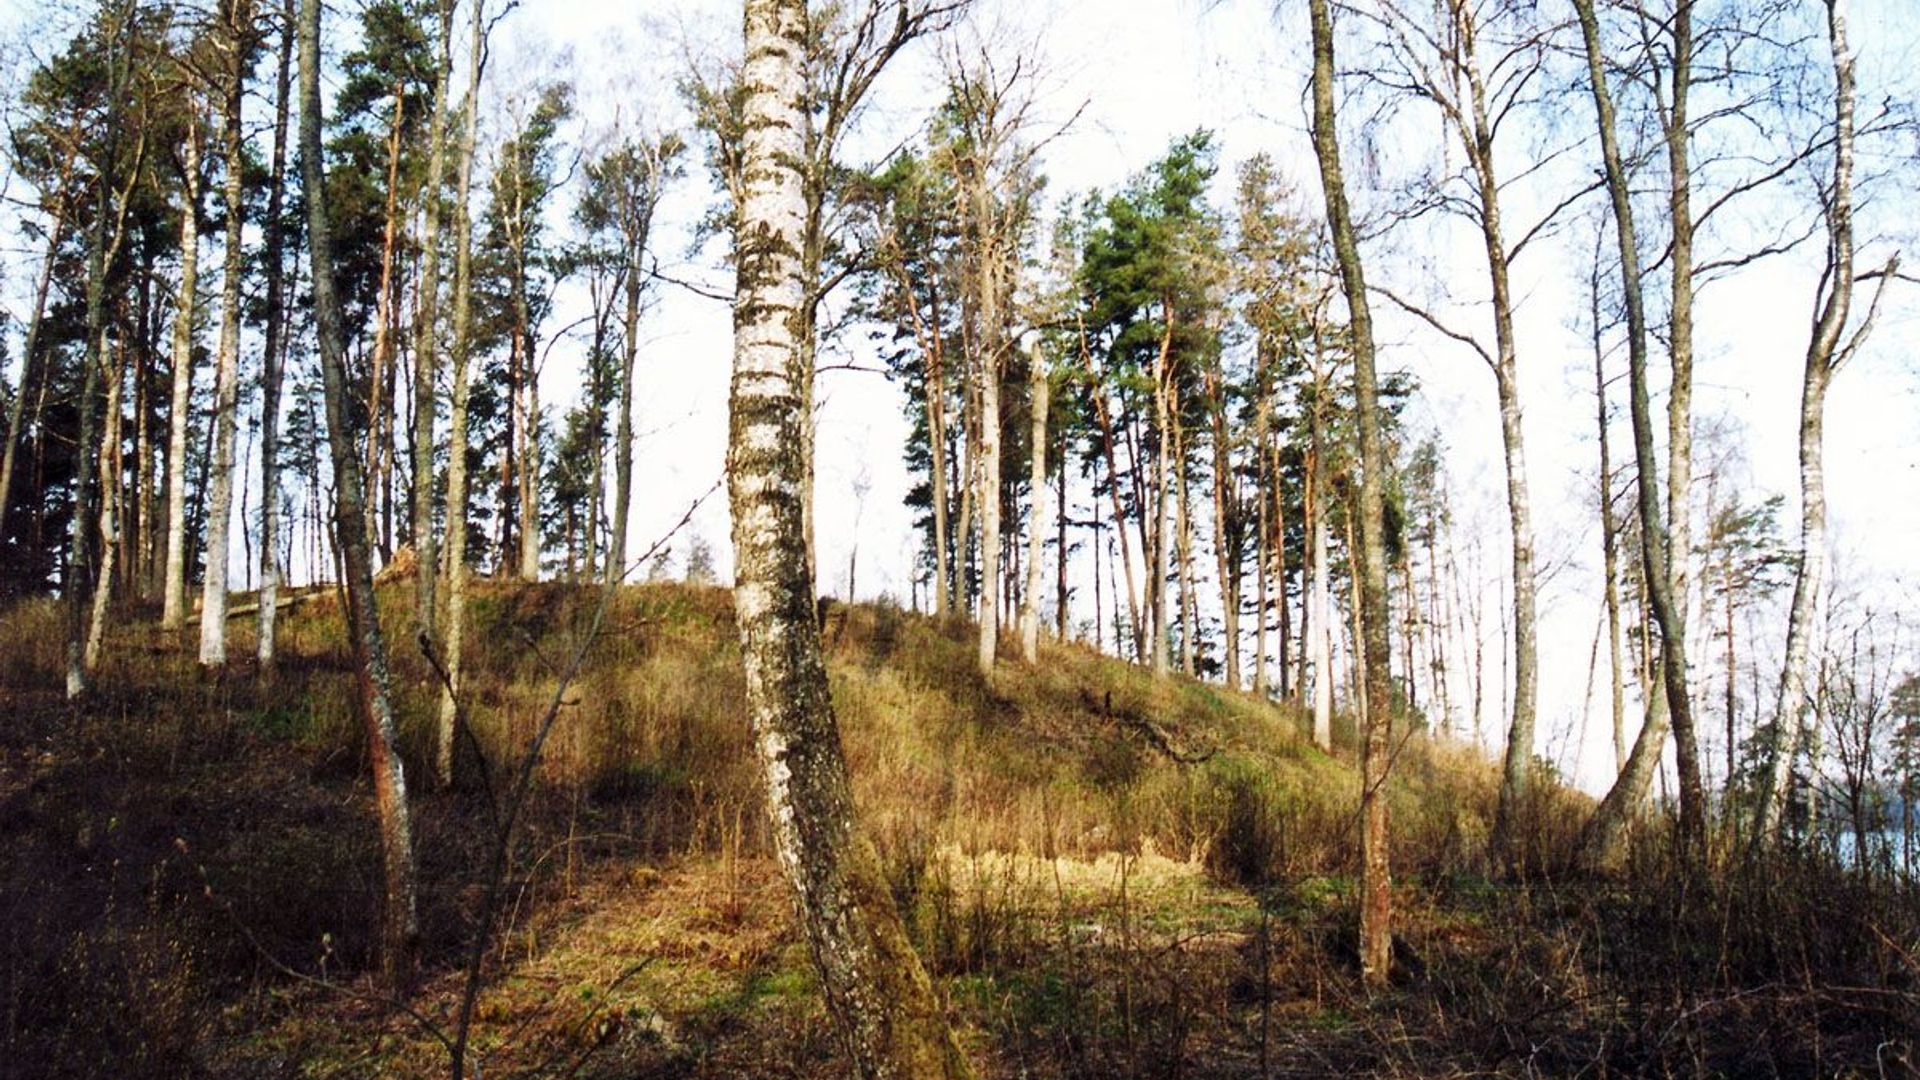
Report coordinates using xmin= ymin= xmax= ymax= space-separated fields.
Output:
xmin=1 ymin=582 xmax=1913 ymax=1078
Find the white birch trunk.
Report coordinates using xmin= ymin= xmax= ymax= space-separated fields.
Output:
xmin=729 ymin=2 xmax=973 ymax=1074
xmin=161 ymin=126 xmax=202 ymax=635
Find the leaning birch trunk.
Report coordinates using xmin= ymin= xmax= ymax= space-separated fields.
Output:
xmin=258 ymin=0 xmax=294 ymax=671
xmin=1760 ymin=0 xmax=1864 ymax=845
xmin=201 ymin=3 xmax=253 ymax=669
xmin=1440 ymin=5 xmax=1542 ymax=869
xmin=1572 ymin=0 xmax=1691 ymax=868
xmin=409 ymin=0 xmax=453 ymax=633
xmin=437 ymin=0 xmax=486 ymax=790
xmin=1307 ymin=0 xmax=1394 ymax=985
xmin=1657 ymin=0 xmax=1708 ymax=852
xmin=1020 ymin=347 xmax=1048 ymax=663
xmin=161 ymin=123 xmax=203 ymax=636
xmin=729 ymin=3 xmax=973 ymax=1074
xmin=299 ymin=0 xmax=420 ymax=991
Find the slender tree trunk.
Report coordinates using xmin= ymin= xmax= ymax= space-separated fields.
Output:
xmin=1253 ymin=378 xmax=1270 ymax=695
xmin=1056 ymin=448 xmax=1068 ymax=639
xmin=84 ymin=336 xmax=126 ymax=673
xmin=1307 ymin=347 xmax=1334 ymax=750
xmin=976 ymin=331 xmax=1001 ymax=677
xmin=1020 ymin=350 xmax=1047 ymax=662
xmin=1151 ymin=318 xmax=1174 ymax=679
xmin=162 ymin=123 xmax=203 ymax=635
xmin=437 ymin=0 xmax=486 ymax=790
xmin=1760 ymin=0 xmax=1867 ymax=844
xmin=363 ymin=86 xmax=404 ymax=562
xmin=259 ymin=1 xmax=294 ymax=671
xmin=410 ymin=0 xmax=454 ymax=631
xmin=201 ymin=1 xmax=255 ymax=668
xmin=1659 ymin=0 xmax=1708 ymax=852
xmin=926 ymin=328 xmax=951 ymax=615
xmin=1308 ymin=0 xmax=1393 ymax=984
xmin=1573 ymin=0 xmax=1701 ymax=865
xmin=1079 ymin=321 xmax=1144 ymax=660
xmin=132 ymin=276 xmax=153 ymax=599
xmin=300 ymin=0 xmax=420 ymax=991
xmin=1594 ymin=280 xmax=1627 ymax=772
xmin=1174 ymin=406 xmax=1197 ymax=678
xmin=1207 ymin=360 xmax=1240 ymax=690
xmin=608 ymin=159 xmax=658 ymax=583
xmin=66 ymin=35 xmax=140 ymax=698
xmin=729 ymin=3 xmax=973 ymax=1074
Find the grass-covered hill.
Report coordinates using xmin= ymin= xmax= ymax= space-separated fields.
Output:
xmin=0 ymin=581 xmax=1912 ymax=1077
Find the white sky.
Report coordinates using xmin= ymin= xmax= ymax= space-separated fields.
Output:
xmin=515 ymin=0 xmax=1920 ymax=791
xmin=1 ymin=0 xmax=1915 ymax=792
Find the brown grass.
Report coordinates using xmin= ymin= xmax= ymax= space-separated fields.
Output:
xmin=2 ymin=582 xmax=1914 ymax=1078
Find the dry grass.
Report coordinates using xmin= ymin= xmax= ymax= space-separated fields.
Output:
xmin=3 ymin=582 xmax=1914 ymax=1078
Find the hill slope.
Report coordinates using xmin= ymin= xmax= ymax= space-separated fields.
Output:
xmin=0 ymin=582 xmax=1911 ymax=1078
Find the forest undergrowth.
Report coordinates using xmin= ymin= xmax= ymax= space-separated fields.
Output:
xmin=1 ymin=581 xmax=1914 ymax=1078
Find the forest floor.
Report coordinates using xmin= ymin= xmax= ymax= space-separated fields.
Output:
xmin=2 ymin=582 xmax=1915 ymax=1078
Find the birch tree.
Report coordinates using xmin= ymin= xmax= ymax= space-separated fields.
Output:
xmin=197 ymin=0 xmax=256 ymax=669
xmin=1757 ymin=0 xmax=1895 ymax=844
xmin=726 ymin=1 xmax=972 ymax=1074
xmin=257 ymin=0 xmax=293 ymax=671
xmin=437 ymin=0 xmax=487 ymax=789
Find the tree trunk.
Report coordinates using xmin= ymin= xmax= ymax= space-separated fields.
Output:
xmin=1307 ymin=339 xmax=1333 ymax=750
xmin=259 ymin=0 xmax=294 ymax=671
xmin=1151 ymin=319 xmax=1174 ymax=679
xmin=437 ymin=0 xmax=486 ymax=790
xmin=1594 ymin=277 xmax=1627 ymax=772
xmin=1020 ymin=349 xmax=1047 ymax=662
xmin=161 ymin=122 xmax=203 ymax=636
xmin=608 ymin=154 xmax=658 ymax=583
xmin=300 ymin=0 xmax=420 ymax=992
xmin=410 ymin=0 xmax=453 ymax=630
xmin=1308 ymin=0 xmax=1393 ymax=985
xmin=1079 ymin=321 xmax=1144 ymax=660
xmin=1573 ymin=0 xmax=1702 ymax=866
xmin=1173 ymin=405 xmax=1197 ymax=678
xmin=84 ymin=336 xmax=125 ymax=674
xmin=1659 ymin=0 xmax=1708 ymax=853
xmin=1207 ymin=357 xmax=1240 ymax=690
xmin=976 ymin=328 xmax=1001 ymax=677
xmin=200 ymin=0 xmax=255 ymax=669
xmin=729 ymin=3 xmax=973 ymax=1074
xmin=364 ymin=86 xmax=404 ymax=563
xmin=1760 ymin=0 xmax=1863 ymax=845
xmin=66 ymin=31 xmax=140 ymax=698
